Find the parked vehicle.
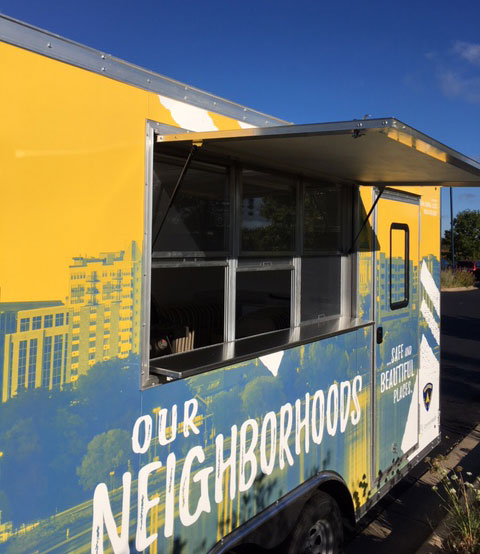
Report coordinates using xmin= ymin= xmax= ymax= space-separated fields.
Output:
xmin=456 ymin=260 xmax=475 ymax=272
xmin=1 ymin=14 xmax=480 ymax=554
xmin=456 ymin=260 xmax=480 ymax=280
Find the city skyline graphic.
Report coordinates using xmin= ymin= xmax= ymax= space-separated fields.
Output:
xmin=0 ymin=241 xmax=141 ymax=403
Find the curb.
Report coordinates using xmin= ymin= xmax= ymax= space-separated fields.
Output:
xmin=441 ymin=286 xmax=477 ymax=292
xmin=415 ymin=516 xmax=449 ymax=554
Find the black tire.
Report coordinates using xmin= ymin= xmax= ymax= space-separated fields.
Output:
xmin=286 ymin=491 xmax=344 ymax=554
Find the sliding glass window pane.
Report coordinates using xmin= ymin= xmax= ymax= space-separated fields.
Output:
xmin=150 ymin=267 xmax=224 ymax=357
xmin=236 ymin=270 xmax=291 ymax=338
xmin=304 ymin=185 xmax=344 ymax=252
xmin=301 ymin=257 xmax=341 ymax=322
xmin=241 ymin=170 xmax=296 ymax=253
xmin=153 ymin=160 xmax=229 ymax=253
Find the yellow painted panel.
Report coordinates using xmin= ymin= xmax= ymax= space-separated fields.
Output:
xmin=147 ymin=93 xmax=180 ymax=127
xmin=376 ymin=198 xmax=419 ymax=261
xmin=0 ymin=42 xmax=147 ymax=302
xmin=208 ymin=111 xmax=242 ymax=131
xmin=419 ymin=187 xmax=441 ymax=259
xmin=389 ymin=186 xmax=440 ymax=258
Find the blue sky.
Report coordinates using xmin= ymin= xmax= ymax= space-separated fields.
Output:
xmin=1 ymin=0 xmax=479 ymax=234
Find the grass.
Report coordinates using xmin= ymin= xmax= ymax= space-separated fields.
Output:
xmin=428 ymin=456 xmax=480 ymax=553
xmin=440 ymin=269 xmax=475 ymax=289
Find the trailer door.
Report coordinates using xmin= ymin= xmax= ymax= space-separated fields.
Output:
xmin=375 ymin=190 xmax=420 ymax=480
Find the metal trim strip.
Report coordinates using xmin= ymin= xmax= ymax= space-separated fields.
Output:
xmin=141 ymin=122 xmax=155 ymax=388
xmin=0 ymin=14 xmax=288 ymax=128
xmin=150 ymin=319 xmax=374 ymax=380
xmin=382 ymin=188 xmax=421 ymax=204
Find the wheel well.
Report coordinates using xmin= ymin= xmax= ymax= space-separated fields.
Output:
xmin=317 ymin=479 xmax=356 ymax=528
xmin=208 ymin=475 xmax=356 ymax=553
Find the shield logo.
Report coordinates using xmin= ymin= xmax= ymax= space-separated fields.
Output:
xmin=423 ymin=383 xmax=433 ymax=411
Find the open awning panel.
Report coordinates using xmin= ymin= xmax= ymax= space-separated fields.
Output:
xmin=157 ymin=118 xmax=480 ymax=187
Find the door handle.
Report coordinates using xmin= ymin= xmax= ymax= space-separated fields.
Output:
xmin=376 ymin=326 xmax=384 ymax=344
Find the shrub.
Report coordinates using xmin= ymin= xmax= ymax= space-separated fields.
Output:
xmin=441 ymin=269 xmax=475 ymax=289
xmin=428 ymin=456 xmax=480 ymax=553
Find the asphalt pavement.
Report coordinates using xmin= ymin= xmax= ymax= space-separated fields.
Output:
xmin=345 ymin=287 xmax=480 ymax=553
xmin=440 ymin=288 xmax=480 ymax=446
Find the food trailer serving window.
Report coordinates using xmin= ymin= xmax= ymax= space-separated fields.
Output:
xmin=148 ymin=150 xmax=353 ymax=381
xmin=145 ymin=118 xmax=480 ymax=383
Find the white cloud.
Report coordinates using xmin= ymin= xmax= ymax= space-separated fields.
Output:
xmin=458 ymin=192 xmax=480 ymax=202
xmin=426 ymin=41 xmax=480 ymax=104
xmin=453 ymin=41 xmax=480 ymax=66
xmin=439 ymin=70 xmax=480 ymax=104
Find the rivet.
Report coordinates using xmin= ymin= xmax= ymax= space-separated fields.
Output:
xmin=46 ymin=42 xmax=52 ymax=48
xmin=101 ymin=67 xmax=106 ymax=72
xmin=101 ymin=54 xmax=105 ymax=59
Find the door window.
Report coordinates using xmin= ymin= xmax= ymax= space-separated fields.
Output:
xmin=390 ymin=223 xmax=409 ymax=309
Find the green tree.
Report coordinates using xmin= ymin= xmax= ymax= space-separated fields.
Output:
xmin=442 ymin=209 xmax=480 ymax=260
xmin=210 ymin=389 xmax=242 ymax=431
xmin=76 ymin=429 xmax=131 ymax=491
xmin=241 ymin=375 xmax=286 ymax=418
xmin=242 ymin=192 xmax=296 ymax=251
